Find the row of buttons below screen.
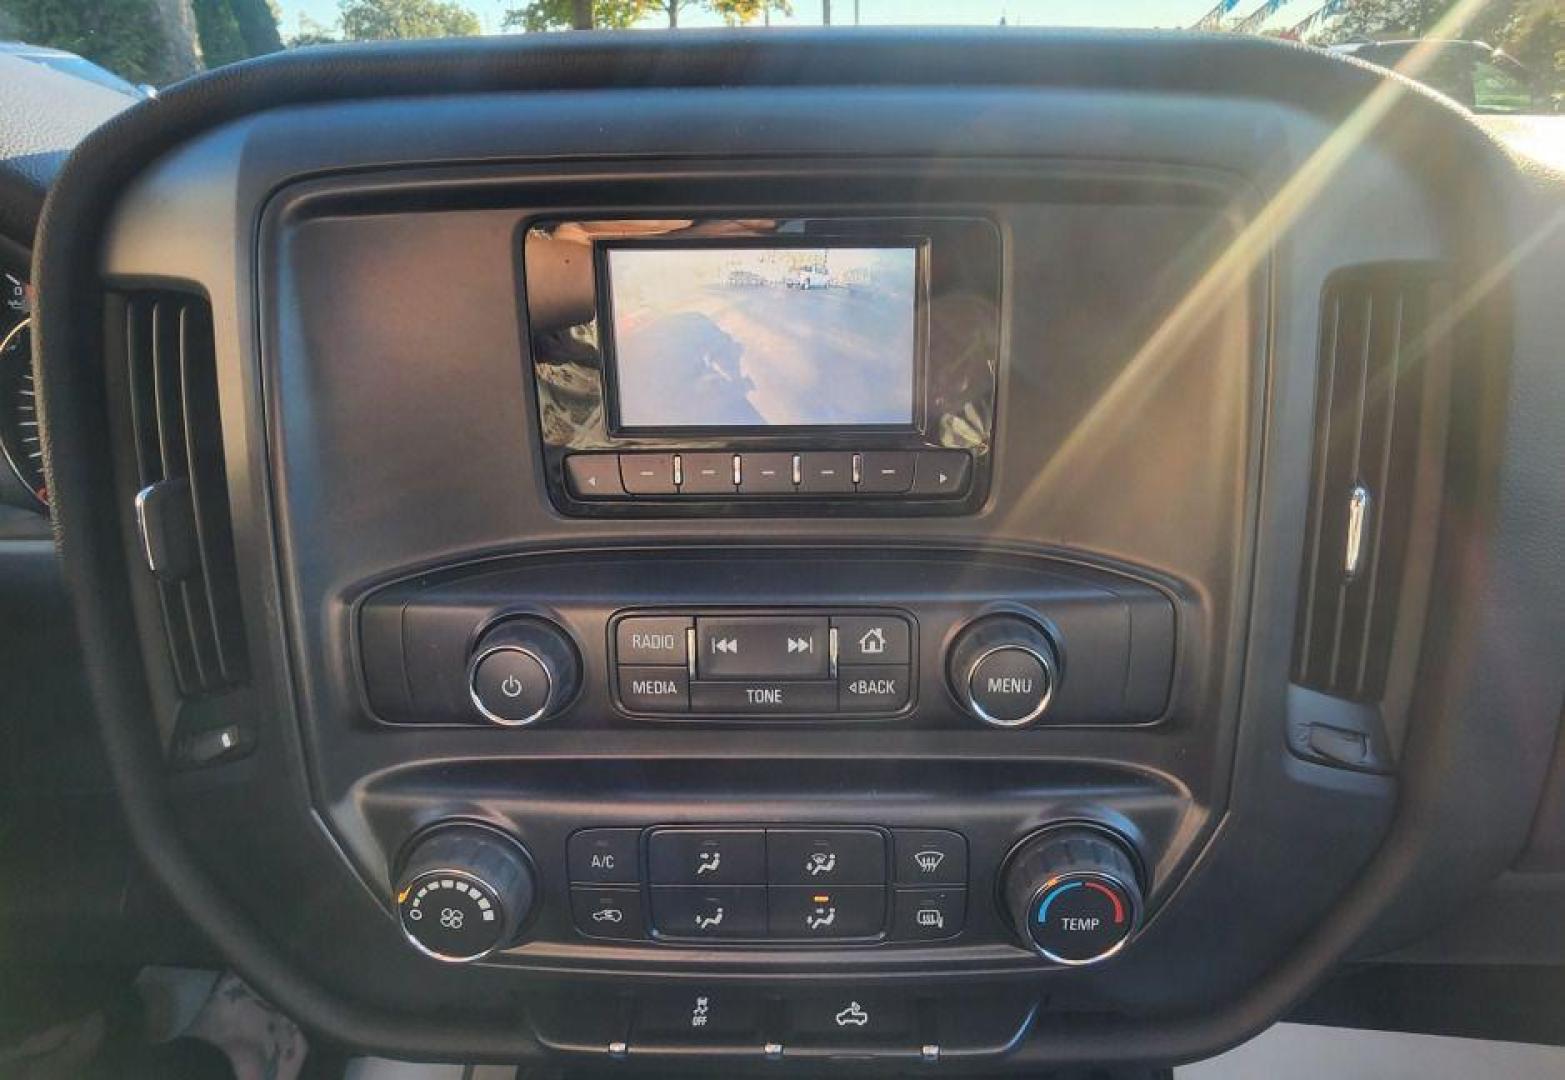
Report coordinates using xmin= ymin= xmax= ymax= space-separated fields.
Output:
xmin=571 ymin=885 xmax=965 ymax=942
xmin=568 ymin=827 xmax=967 ymax=887
xmin=618 ymin=613 xmax=910 ymax=677
xmin=566 ymin=450 xmax=972 ymax=498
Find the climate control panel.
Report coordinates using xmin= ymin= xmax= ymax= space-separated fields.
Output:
xmin=386 ymin=816 xmax=1146 ymax=966
xmin=566 ymin=826 xmax=967 ymax=945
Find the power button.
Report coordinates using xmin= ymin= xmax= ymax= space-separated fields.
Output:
xmin=470 ymin=647 xmax=551 ymax=725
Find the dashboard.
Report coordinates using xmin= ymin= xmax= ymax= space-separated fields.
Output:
xmin=0 ymin=256 xmax=42 ymax=509
xmin=10 ymin=28 xmax=1565 ymax=1073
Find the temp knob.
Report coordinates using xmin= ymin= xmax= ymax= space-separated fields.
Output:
xmin=394 ymin=823 xmax=537 ymax=962
xmin=467 ymin=616 xmax=581 ymax=726
xmin=947 ymin=615 xmax=1059 ymax=727
xmin=1002 ymin=825 xmax=1142 ymax=965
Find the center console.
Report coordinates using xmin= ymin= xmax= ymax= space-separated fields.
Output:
xmin=238 ymin=143 xmax=1258 ymax=1062
xmin=290 ymin=160 xmax=1234 ymax=1052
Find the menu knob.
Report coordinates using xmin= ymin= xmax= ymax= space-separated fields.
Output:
xmin=947 ymin=615 xmax=1059 ymax=727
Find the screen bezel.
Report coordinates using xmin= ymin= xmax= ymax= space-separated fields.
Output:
xmin=594 ymin=236 xmax=931 ymax=437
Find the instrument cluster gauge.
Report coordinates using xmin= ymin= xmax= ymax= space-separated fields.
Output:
xmin=0 ymin=263 xmax=45 ymax=511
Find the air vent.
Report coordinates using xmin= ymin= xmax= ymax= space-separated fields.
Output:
xmin=120 ymin=292 xmax=247 ymax=696
xmin=1293 ymin=266 xmax=1444 ymax=702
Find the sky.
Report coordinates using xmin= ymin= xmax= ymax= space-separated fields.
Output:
xmin=276 ymin=0 xmax=1332 ymax=49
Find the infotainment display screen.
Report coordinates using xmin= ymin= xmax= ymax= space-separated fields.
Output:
xmin=602 ymin=244 xmax=919 ymax=430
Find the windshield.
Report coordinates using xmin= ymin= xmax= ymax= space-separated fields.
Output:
xmin=0 ymin=0 xmax=1560 ymax=113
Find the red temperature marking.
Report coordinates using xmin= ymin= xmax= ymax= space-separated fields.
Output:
xmin=1083 ymin=880 xmax=1126 ymax=924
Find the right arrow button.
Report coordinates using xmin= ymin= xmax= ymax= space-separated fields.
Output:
xmin=910 ymin=450 xmax=972 ymax=496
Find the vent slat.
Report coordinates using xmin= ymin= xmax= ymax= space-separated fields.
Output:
xmin=157 ymin=582 xmax=201 ymax=695
xmin=1295 ymin=292 xmax=1340 ymax=686
xmin=121 ymin=290 xmax=248 ymax=698
xmin=1352 ymin=290 xmax=1406 ymax=696
xmin=150 ymin=300 xmax=189 ymax=482
xmin=124 ymin=303 xmax=160 ymax=486
xmin=1293 ymin=268 xmax=1436 ymax=703
xmin=178 ymin=303 xmax=243 ymax=685
xmin=176 ymin=577 xmax=216 ymax=689
xmin=1324 ymin=289 xmax=1375 ymax=687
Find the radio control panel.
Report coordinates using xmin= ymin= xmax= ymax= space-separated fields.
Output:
xmin=355 ymin=550 xmax=1176 ymax=730
xmin=611 ymin=611 xmax=915 ymax=718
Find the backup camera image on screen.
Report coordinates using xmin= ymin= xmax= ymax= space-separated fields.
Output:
xmin=605 ymin=245 xmax=918 ymax=429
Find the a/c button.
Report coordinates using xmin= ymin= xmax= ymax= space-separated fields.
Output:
xmin=568 ymin=828 xmax=640 ymax=884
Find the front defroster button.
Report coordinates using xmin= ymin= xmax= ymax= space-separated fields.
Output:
xmin=891 ymin=829 xmax=968 ymax=885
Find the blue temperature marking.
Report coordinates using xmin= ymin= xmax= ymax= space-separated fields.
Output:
xmin=1037 ymin=881 xmax=1082 ymax=923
